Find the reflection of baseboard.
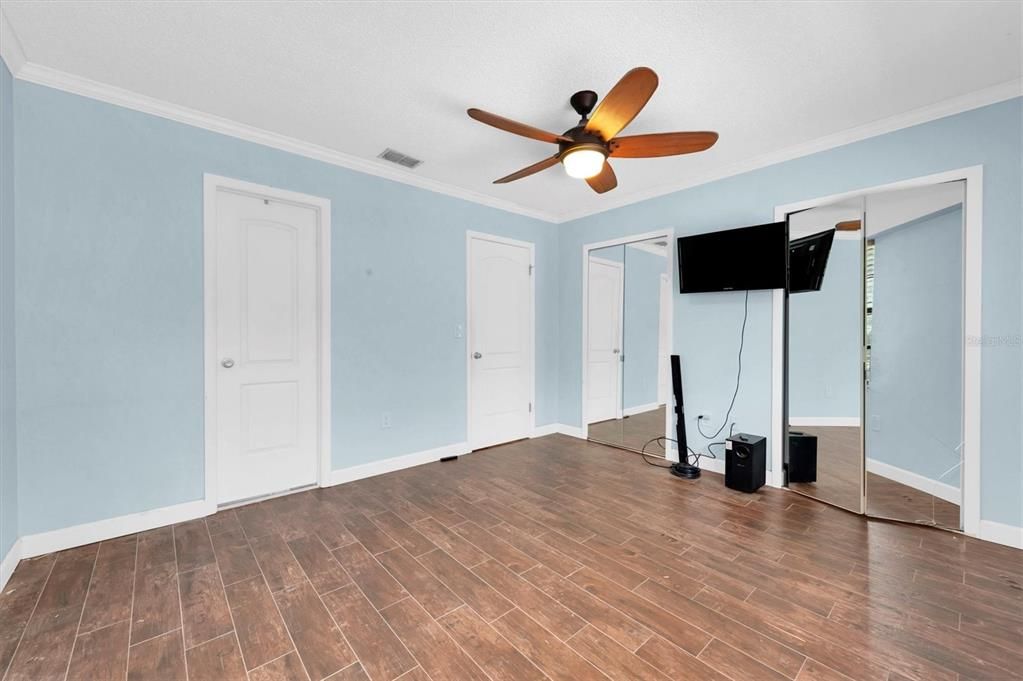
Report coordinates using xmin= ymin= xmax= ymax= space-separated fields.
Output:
xmin=979 ymin=520 xmax=1023 ymax=550
xmin=866 ymin=458 xmax=961 ymax=505
xmin=789 ymin=416 xmax=860 ymax=427
xmin=623 ymin=402 xmax=662 ymax=417
xmin=1 ymin=538 xmax=22 ymax=593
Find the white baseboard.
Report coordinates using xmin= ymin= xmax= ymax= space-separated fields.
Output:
xmin=531 ymin=424 xmax=561 ymax=437
xmin=866 ymin=458 xmax=961 ymax=505
xmin=20 ymin=498 xmax=214 ymax=560
xmin=531 ymin=423 xmax=587 ymax=440
xmin=1 ymin=537 xmax=22 ymax=592
xmin=557 ymin=424 xmax=587 ymax=439
xmin=623 ymin=402 xmax=661 ymax=417
xmin=698 ymin=457 xmax=726 ymax=475
xmin=789 ymin=417 xmax=860 ymax=427
xmin=324 ymin=442 xmax=469 ymax=487
xmin=979 ymin=520 xmax=1023 ymax=550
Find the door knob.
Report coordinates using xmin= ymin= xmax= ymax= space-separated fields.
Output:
xmin=221 ymin=358 xmax=235 ymax=368
xmin=473 ymin=352 xmax=482 ymax=359
xmin=613 ymin=349 xmax=620 ymax=354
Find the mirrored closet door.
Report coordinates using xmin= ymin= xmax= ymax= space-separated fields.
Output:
xmin=786 ymin=198 xmax=865 ymax=513
xmin=586 ymin=237 xmax=671 ymax=454
xmin=864 ymin=181 xmax=965 ymax=530
xmin=784 ymin=180 xmax=967 ymax=531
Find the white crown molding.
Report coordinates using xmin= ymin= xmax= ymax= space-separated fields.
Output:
xmin=626 ymin=242 xmax=668 ymax=257
xmin=13 ymin=61 xmax=559 ymax=223
xmin=1 ymin=3 xmax=1019 ymax=227
xmin=0 ymin=8 xmax=27 ymax=76
xmin=553 ymin=78 xmax=1023 ymax=224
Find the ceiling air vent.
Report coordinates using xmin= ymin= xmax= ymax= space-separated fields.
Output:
xmin=378 ymin=148 xmax=423 ymax=169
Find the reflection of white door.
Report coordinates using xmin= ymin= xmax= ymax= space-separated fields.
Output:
xmin=468 ymin=234 xmax=533 ymax=450
xmin=587 ymin=257 xmax=624 ymax=423
xmin=214 ymin=190 xmax=320 ymax=504
xmin=658 ymin=273 xmax=671 ymax=405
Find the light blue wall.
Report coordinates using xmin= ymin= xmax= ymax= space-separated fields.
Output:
xmin=623 ymin=247 xmax=666 ymax=410
xmin=789 ymin=240 xmax=861 ymax=418
xmin=4 ymin=77 xmax=1021 ymax=537
xmin=867 ymin=206 xmax=963 ymax=487
xmin=0 ymin=61 xmax=17 ymax=558
xmin=558 ymin=98 xmax=1021 ymax=528
xmin=13 ymin=81 xmax=558 ymax=536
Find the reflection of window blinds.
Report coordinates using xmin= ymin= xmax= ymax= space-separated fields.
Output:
xmin=864 ymin=239 xmax=876 ymax=377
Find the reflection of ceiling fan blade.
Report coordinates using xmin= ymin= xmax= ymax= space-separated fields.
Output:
xmin=586 ymin=162 xmax=618 ymax=194
xmin=584 ymin=67 xmax=658 ymax=141
xmin=610 ymin=131 xmax=719 ymax=158
xmin=467 ymin=108 xmax=572 ymax=144
xmin=493 ymin=156 xmax=560 ymax=184
xmin=836 ymin=220 xmax=862 ymax=231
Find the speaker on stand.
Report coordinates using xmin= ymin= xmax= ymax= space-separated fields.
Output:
xmin=668 ymin=355 xmax=701 ymax=479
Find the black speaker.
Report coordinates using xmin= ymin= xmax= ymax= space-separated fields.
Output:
xmin=668 ymin=355 xmax=698 ymax=479
xmin=725 ymin=433 xmax=766 ymax=493
xmin=788 ymin=431 xmax=818 ymax=483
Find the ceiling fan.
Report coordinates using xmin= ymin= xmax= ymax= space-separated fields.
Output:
xmin=467 ymin=67 xmax=718 ymax=194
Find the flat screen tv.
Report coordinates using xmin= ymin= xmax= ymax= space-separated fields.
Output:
xmin=678 ymin=221 xmax=787 ymax=293
xmin=789 ymin=229 xmax=835 ymax=294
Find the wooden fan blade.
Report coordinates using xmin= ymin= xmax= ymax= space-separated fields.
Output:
xmin=610 ymin=131 xmax=718 ymax=158
xmin=468 ymin=108 xmax=572 ymax=144
xmin=836 ymin=220 xmax=862 ymax=231
xmin=493 ymin=155 xmax=560 ymax=184
xmin=586 ymin=161 xmax=618 ymax=194
xmin=584 ymin=67 xmax=658 ymax=141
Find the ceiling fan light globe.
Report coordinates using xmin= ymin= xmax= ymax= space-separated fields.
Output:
xmin=562 ymin=148 xmax=606 ymax=179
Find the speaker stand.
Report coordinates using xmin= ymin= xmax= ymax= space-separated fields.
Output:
xmin=669 ymin=462 xmax=701 ymax=479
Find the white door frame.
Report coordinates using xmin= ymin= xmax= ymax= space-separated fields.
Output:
xmin=203 ymin=173 xmax=332 ymax=508
xmin=465 ymin=230 xmax=536 ymax=449
xmin=586 ymin=255 xmax=625 ymax=423
xmin=581 ymin=229 xmax=675 ymax=459
xmin=772 ymin=165 xmax=982 ymax=537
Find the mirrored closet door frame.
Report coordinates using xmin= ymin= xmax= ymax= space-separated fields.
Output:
xmin=581 ymin=229 xmax=675 ymax=458
xmin=772 ymin=166 xmax=983 ymax=537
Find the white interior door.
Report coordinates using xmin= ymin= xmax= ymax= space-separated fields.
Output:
xmin=468 ymin=235 xmax=533 ymax=450
xmin=587 ymin=257 xmax=623 ymax=424
xmin=657 ymin=273 xmax=671 ymax=405
xmin=214 ymin=190 xmax=320 ymax=504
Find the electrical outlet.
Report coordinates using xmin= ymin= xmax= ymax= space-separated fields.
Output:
xmin=871 ymin=415 xmax=881 ymax=432
xmin=381 ymin=412 xmax=393 ymax=429
xmin=455 ymin=323 xmax=464 ymax=339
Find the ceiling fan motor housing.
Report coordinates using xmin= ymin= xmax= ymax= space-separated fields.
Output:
xmin=558 ymin=126 xmax=608 ymax=158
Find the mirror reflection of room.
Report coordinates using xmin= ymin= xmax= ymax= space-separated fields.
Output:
xmin=586 ymin=237 xmax=671 ymax=454
xmin=785 ymin=181 xmax=966 ymax=530
xmin=863 ymin=181 xmax=965 ymax=530
xmin=787 ymin=198 xmax=865 ymax=513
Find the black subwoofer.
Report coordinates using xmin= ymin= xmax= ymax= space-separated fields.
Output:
xmin=725 ymin=433 xmax=766 ymax=493
xmin=788 ymin=431 xmax=818 ymax=483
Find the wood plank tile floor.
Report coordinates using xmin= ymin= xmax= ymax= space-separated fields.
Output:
xmin=2 ymin=434 xmax=1021 ymax=681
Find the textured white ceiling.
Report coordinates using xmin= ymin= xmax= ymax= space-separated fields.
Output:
xmin=2 ymin=1 xmax=1020 ymax=221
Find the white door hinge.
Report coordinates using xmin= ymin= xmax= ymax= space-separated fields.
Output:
xmin=528 ymin=402 xmax=533 ymax=413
